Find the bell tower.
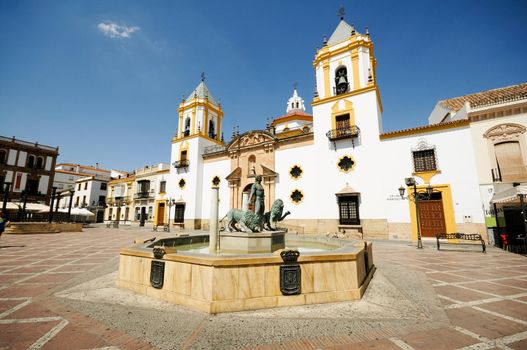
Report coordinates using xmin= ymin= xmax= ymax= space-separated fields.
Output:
xmin=311 ymin=9 xmax=383 ymax=148
xmin=176 ymin=73 xmax=223 ymax=142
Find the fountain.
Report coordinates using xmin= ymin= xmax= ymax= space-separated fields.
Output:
xmin=117 ymin=178 xmax=375 ymax=313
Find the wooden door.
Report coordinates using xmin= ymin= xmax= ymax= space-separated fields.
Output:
xmin=156 ymin=203 xmax=165 ymax=225
xmin=418 ymin=199 xmax=446 ymax=237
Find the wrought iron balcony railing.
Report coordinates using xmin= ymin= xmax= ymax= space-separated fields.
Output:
xmin=326 ymin=125 xmax=360 ymax=142
xmin=134 ymin=191 xmax=154 ymax=199
xmin=173 ymin=159 xmax=190 ymax=168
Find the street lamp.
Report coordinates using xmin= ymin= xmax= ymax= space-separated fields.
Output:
xmin=518 ymin=193 xmax=527 ymax=238
xmin=68 ymin=190 xmax=75 ymax=222
xmin=2 ymin=182 xmax=12 ymax=213
xmin=167 ymin=198 xmax=176 ymax=232
xmin=399 ymin=177 xmax=434 ymax=249
xmin=21 ymin=190 xmax=28 ymax=222
xmin=48 ymin=186 xmax=57 ymax=223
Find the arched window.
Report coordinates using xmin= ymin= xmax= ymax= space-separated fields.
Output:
xmin=208 ymin=120 xmax=216 ymax=139
xmin=296 ymin=102 xmax=299 ymax=108
xmin=36 ymin=157 xmax=44 ymax=169
xmin=27 ymin=155 xmax=35 ymax=168
xmin=335 ymin=66 xmax=349 ymax=95
xmin=0 ymin=150 xmax=6 ymax=164
xmin=184 ymin=118 xmax=191 ymax=137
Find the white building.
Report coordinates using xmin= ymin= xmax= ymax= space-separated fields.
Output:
xmin=126 ymin=17 xmax=526 ymax=243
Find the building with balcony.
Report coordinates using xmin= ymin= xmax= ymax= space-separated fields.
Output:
xmin=0 ymin=136 xmax=59 ymax=212
xmin=104 ymin=163 xmax=170 ymax=227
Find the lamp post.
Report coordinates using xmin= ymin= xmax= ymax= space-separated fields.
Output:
xmin=399 ymin=177 xmax=434 ymax=249
xmin=21 ymin=190 xmax=28 ymax=222
xmin=55 ymin=192 xmax=61 ymax=222
xmin=2 ymin=182 xmax=12 ymax=213
xmin=518 ymin=193 xmax=527 ymax=237
xmin=67 ymin=190 xmax=74 ymax=222
xmin=167 ymin=198 xmax=175 ymax=232
xmin=48 ymin=187 xmax=57 ymax=223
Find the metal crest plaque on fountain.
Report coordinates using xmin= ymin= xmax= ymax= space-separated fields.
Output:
xmin=280 ymin=249 xmax=301 ymax=295
xmin=150 ymin=260 xmax=165 ymax=289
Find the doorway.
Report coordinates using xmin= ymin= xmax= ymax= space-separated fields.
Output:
xmin=418 ymin=193 xmax=446 ymax=237
xmin=156 ymin=203 xmax=165 ymax=226
xmin=140 ymin=207 xmax=146 ymax=226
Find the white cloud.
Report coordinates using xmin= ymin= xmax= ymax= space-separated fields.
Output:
xmin=97 ymin=21 xmax=140 ymax=39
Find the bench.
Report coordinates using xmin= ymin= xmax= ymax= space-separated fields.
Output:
xmin=105 ymin=221 xmax=119 ymax=229
xmin=436 ymin=233 xmax=486 ymax=253
xmin=152 ymin=224 xmax=170 ymax=232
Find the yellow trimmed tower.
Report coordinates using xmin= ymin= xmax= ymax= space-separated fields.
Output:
xmin=169 ymin=74 xmax=225 ymax=229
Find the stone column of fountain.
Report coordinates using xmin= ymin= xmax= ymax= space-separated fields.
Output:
xmin=209 ymin=186 xmax=219 ymax=253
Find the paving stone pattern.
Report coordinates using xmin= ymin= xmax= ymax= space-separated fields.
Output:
xmin=0 ymin=228 xmax=525 ymax=350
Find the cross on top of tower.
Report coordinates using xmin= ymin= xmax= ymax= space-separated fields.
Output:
xmin=293 ymin=82 xmax=298 ymax=91
xmin=338 ymin=7 xmax=345 ymax=20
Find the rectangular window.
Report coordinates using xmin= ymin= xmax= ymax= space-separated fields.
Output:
xmin=338 ymin=195 xmax=360 ymax=225
xmin=413 ymin=149 xmax=437 ymax=172
xmin=84 ymin=182 xmax=88 ymax=190
xmin=78 ymin=183 xmax=81 ymax=191
xmin=82 ymin=195 xmax=86 ymax=206
xmin=75 ymin=197 xmax=79 ymax=206
xmin=100 ymin=182 xmax=107 ymax=190
xmin=14 ymin=173 xmax=22 ymax=190
xmin=159 ymin=181 xmax=166 ymax=193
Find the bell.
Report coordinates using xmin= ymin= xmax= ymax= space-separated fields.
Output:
xmin=337 ymin=75 xmax=348 ymax=85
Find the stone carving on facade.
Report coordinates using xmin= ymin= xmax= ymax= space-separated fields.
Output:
xmin=484 ymin=123 xmax=526 ymax=143
xmin=411 ymin=138 xmax=435 ymax=152
xmin=227 ymin=131 xmax=276 ymax=152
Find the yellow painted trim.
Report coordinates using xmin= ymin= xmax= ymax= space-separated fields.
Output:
xmin=413 ymin=170 xmax=441 ymax=184
xmin=331 ymin=100 xmax=355 ymax=131
xmin=191 ymin=106 xmax=196 ymax=135
xmin=290 ymin=189 xmax=304 ymax=205
xmin=313 ymin=38 xmax=373 ymax=68
xmin=408 ymin=184 xmax=456 ymax=242
xmin=337 ymin=155 xmax=356 ymax=173
xmin=178 ymin=99 xmax=222 ymax=115
xmin=312 ymin=85 xmax=378 ymax=106
xmin=178 ymin=113 xmax=183 ymax=138
xmin=178 ymin=178 xmax=186 ymax=189
xmin=211 ymin=175 xmax=221 ymax=188
xmin=323 ymin=60 xmax=330 ymax=98
xmin=289 ymin=164 xmax=303 ymax=180
xmin=271 ymin=115 xmax=313 ymax=126
xmin=351 ymin=48 xmax=360 ymax=90
xmin=379 ymin=120 xmax=470 ymax=140
xmin=171 ymin=133 xmax=225 ymax=145
xmin=204 ymin=106 xmax=208 ymax=136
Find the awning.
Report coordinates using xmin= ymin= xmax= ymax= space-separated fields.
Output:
xmin=491 ymin=185 xmax=527 ymax=204
xmin=3 ymin=202 xmax=20 ymax=210
xmin=24 ymin=203 xmax=51 ymax=212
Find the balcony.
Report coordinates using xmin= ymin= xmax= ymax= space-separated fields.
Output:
xmin=134 ymin=191 xmax=154 ymax=200
xmin=326 ymin=125 xmax=360 ymax=142
xmin=173 ymin=159 xmax=190 ymax=169
xmin=108 ymin=196 xmax=131 ymax=206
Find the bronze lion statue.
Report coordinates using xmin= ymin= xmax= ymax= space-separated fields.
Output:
xmin=263 ymin=199 xmax=290 ymax=231
xmin=219 ymin=199 xmax=290 ymax=233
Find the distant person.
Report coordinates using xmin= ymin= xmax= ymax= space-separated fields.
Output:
xmin=0 ymin=210 xmax=10 ymax=238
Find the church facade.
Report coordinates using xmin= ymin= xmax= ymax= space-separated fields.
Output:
xmin=163 ymin=17 xmax=510 ymax=242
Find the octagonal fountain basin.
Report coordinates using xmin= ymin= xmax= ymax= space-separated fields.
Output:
xmin=117 ymin=234 xmax=375 ymax=314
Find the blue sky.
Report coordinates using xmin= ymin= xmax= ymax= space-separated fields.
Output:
xmin=1 ymin=0 xmax=526 ymax=171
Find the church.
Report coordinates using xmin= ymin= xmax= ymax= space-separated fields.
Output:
xmin=144 ymin=16 xmax=527 ymax=242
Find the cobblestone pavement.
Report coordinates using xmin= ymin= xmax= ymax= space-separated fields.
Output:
xmin=0 ymin=227 xmax=525 ymax=350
